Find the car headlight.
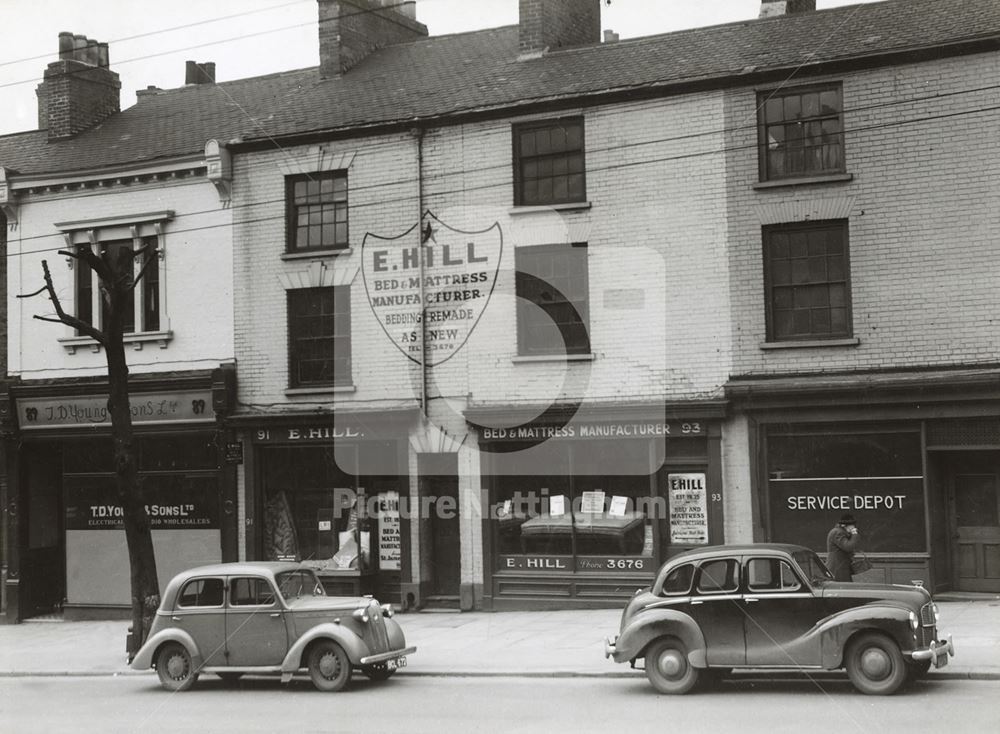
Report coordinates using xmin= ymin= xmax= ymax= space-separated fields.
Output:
xmin=381 ymin=603 xmax=394 ymax=618
xmin=909 ymin=611 xmax=919 ymax=631
xmin=352 ymin=608 xmax=370 ymax=623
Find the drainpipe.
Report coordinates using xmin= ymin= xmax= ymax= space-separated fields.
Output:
xmin=413 ymin=126 xmax=428 ymax=415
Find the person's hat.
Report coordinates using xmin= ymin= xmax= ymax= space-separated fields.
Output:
xmin=839 ymin=513 xmax=857 ymax=525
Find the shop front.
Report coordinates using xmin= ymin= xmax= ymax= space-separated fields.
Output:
xmin=235 ymin=409 xmax=418 ymax=604
xmin=4 ymin=370 xmax=236 ymax=622
xmin=469 ymin=403 xmax=726 ymax=610
xmin=728 ymin=368 xmax=1000 ymax=594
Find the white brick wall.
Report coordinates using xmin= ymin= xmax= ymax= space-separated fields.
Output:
xmin=8 ymin=178 xmax=234 ymax=379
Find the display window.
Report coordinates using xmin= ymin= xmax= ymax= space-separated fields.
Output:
xmin=766 ymin=426 xmax=926 ymax=553
xmin=491 ymin=439 xmax=658 ymax=571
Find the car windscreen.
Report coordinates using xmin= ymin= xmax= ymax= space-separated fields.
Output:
xmin=792 ymin=549 xmax=834 ymax=584
xmin=275 ymin=569 xmax=327 ymax=600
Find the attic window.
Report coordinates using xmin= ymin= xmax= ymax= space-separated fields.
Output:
xmin=758 ymin=84 xmax=844 ymax=181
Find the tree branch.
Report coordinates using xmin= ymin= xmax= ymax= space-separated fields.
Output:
xmin=39 ymin=259 xmax=107 ymax=345
xmin=132 ymin=246 xmax=159 ymax=289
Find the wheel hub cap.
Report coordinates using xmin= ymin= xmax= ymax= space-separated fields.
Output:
xmin=166 ymin=655 xmax=187 ymax=679
xmin=319 ymin=653 xmax=340 ymax=679
xmin=657 ymin=650 xmax=684 ymax=678
xmin=860 ymin=648 xmax=891 ymax=680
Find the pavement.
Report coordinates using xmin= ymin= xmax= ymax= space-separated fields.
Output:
xmin=0 ymin=599 xmax=998 ymax=680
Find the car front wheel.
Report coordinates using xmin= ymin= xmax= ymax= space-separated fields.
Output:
xmin=845 ymin=632 xmax=907 ymax=695
xmin=308 ymin=640 xmax=351 ymax=692
xmin=156 ymin=642 xmax=199 ymax=692
xmin=644 ymin=637 xmax=700 ymax=695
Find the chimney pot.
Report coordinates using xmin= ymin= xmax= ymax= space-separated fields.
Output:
xmin=58 ymin=32 xmax=74 ymax=58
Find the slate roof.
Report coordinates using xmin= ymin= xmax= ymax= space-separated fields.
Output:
xmin=1 ymin=0 xmax=998 ymax=177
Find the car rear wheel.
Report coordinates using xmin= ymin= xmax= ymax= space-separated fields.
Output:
xmin=362 ymin=663 xmax=395 ymax=681
xmin=845 ymin=632 xmax=907 ymax=695
xmin=156 ymin=642 xmax=199 ymax=692
xmin=645 ymin=637 xmax=700 ymax=695
xmin=308 ymin=640 xmax=351 ymax=692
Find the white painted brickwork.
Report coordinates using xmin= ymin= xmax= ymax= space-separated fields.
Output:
xmin=7 ymin=178 xmax=234 ymax=380
xmin=726 ymin=52 xmax=1000 ymax=376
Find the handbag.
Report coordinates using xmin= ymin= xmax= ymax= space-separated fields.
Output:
xmin=850 ymin=553 xmax=873 ymax=575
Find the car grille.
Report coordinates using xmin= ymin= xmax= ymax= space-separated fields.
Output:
xmin=364 ymin=600 xmax=391 ymax=654
xmin=919 ymin=602 xmax=936 ymax=646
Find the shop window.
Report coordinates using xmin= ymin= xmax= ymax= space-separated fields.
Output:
xmin=758 ymin=83 xmax=844 ymax=181
xmin=492 ymin=439 xmax=656 ymax=563
xmin=140 ymin=434 xmax=218 ymax=471
xmin=288 ymin=286 xmax=352 ymax=388
xmin=766 ymin=427 xmax=926 ymax=553
xmin=763 ymin=221 xmax=851 ymax=342
xmin=515 ymin=243 xmax=590 ymax=355
xmin=230 ymin=577 xmax=277 ymax=606
xmin=74 ymin=235 xmax=160 ymax=336
xmin=513 ymin=117 xmax=586 ymax=206
xmin=747 ymin=558 xmax=801 ymax=592
xmin=661 ymin=563 xmax=694 ymax=595
xmin=696 ymin=558 xmax=739 ymax=594
xmin=286 ymin=171 xmax=349 ymax=252
xmin=178 ymin=578 xmax=224 ymax=608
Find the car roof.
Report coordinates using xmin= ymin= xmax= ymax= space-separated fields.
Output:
xmin=169 ymin=561 xmax=303 ymax=580
xmin=666 ymin=543 xmax=813 ymax=564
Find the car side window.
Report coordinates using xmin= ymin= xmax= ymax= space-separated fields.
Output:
xmin=696 ymin=559 xmax=739 ymax=594
xmin=178 ymin=578 xmax=224 ymax=608
xmin=661 ymin=563 xmax=694 ymax=595
xmin=747 ymin=558 xmax=802 ymax=592
xmin=230 ymin=577 xmax=277 ymax=607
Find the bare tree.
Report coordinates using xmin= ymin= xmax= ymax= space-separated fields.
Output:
xmin=19 ymin=243 xmax=160 ymax=654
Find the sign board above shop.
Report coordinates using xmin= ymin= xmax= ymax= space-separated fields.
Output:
xmin=480 ymin=421 xmax=706 ymax=441
xmin=17 ymin=390 xmax=216 ymax=430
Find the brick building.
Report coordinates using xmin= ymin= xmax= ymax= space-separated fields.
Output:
xmin=2 ymin=0 xmax=998 ymax=619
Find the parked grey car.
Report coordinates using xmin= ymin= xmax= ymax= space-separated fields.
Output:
xmin=605 ymin=543 xmax=953 ymax=695
xmin=130 ymin=562 xmax=414 ymax=692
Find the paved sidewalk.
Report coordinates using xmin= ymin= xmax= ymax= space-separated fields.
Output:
xmin=0 ymin=602 xmax=997 ymax=679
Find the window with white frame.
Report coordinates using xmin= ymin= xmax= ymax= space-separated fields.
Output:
xmin=56 ymin=212 xmax=172 ymax=350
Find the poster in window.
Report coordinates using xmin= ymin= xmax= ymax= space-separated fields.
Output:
xmin=668 ymin=473 xmax=709 ymax=544
xmin=377 ymin=491 xmax=401 ymax=571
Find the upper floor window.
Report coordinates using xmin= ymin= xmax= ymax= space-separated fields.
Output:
xmin=76 ymin=235 xmax=160 ymax=335
xmin=288 ymin=286 xmax=351 ymax=388
xmin=513 ymin=118 xmax=586 ymax=206
xmin=758 ymin=84 xmax=843 ymax=181
xmin=286 ymin=171 xmax=348 ymax=252
xmin=515 ymin=243 xmax=590 ymax=356
xmin=763 ymin=220 xmax=852 ymax=342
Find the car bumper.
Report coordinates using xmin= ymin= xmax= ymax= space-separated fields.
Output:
xmin=604 ymin=636 xmax=617 ymax=660
xmin=359 ymin=646 xmax=416 ymax=666
xmin=909 ymin=635 xmax=955 ymax=668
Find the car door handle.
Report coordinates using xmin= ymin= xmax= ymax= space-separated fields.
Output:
xmin=691 ymin=600 xmax=704 ymax=605
xmin=270 ymin=613 xmax=281 ymax=618
xmin=171 ymin=616 xmax=182 ymax=622
xmin=744 ymin=597 xmax=760 ymax=603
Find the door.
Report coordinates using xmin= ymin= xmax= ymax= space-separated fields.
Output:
xmin=20 ymin=445 xmax=64 ymax=618
xmin=742 ymin=556 xmax=825 ymax=666
xmin=690 ymin=557 xmax=745 ymax=666
xmin=173 ymin=577 xmax=228 ymax=666
xmin=421 ymin=454 xmax=460 ymax=597
xmin=950 ymin=462 xmax=1000 ymax=593
xmin=225 ymin=576 xmax=289 ymax=666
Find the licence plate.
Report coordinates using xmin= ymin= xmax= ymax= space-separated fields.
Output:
xmin=388 ymin=656 xmax=407 ymax=670
xmin=934 ymin=652 xmax=949 ymax=669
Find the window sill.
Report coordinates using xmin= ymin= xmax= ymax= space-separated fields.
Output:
xmin=512 ymin=353 xmax=596 ymax=363
xmin=59 ymin=330 xmax=174 ymax=354
xmin=509 ymin=201 xmax=592 ymax=215
xmin=281 ymin=247 xmax=353 ymax=261
xmin=284 ymin=385 xmax=356 ymax=396
xmin=759 ymin=337 xmax=860 ymax=350
xmin=753 ymin=173 xmax=853 ymax=190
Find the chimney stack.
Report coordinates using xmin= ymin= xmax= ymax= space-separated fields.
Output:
xmin=519 ymin=0 xmax=602 ymax=58
xmin=759 ymin=0 xmax=816 ymax=18
xmin=185 ymin=61 xmax=217 ymax=85
xmin=36 ymin=31 xmax=120 ymax=139
xmin=317 ymin=0 xmax=427 ymax=78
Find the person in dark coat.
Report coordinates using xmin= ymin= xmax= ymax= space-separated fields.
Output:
xmin=826 ymin=513 xmax=860 ymax=581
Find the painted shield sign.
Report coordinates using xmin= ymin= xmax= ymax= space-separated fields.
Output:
xmin=361 ymin=211 xmax=503 ymax=366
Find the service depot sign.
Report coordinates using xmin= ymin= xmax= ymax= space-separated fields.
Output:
xmin=362 ymin=211 xmax=502 ymax=366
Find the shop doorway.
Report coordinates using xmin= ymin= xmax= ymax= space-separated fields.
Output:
xmin=947 ymin=452 xmax=1000 ymax=593
xmin=20 ymin=444 xmax=65 ymax=618
xmin=419 ymin=454 xmax=460 ymax=599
